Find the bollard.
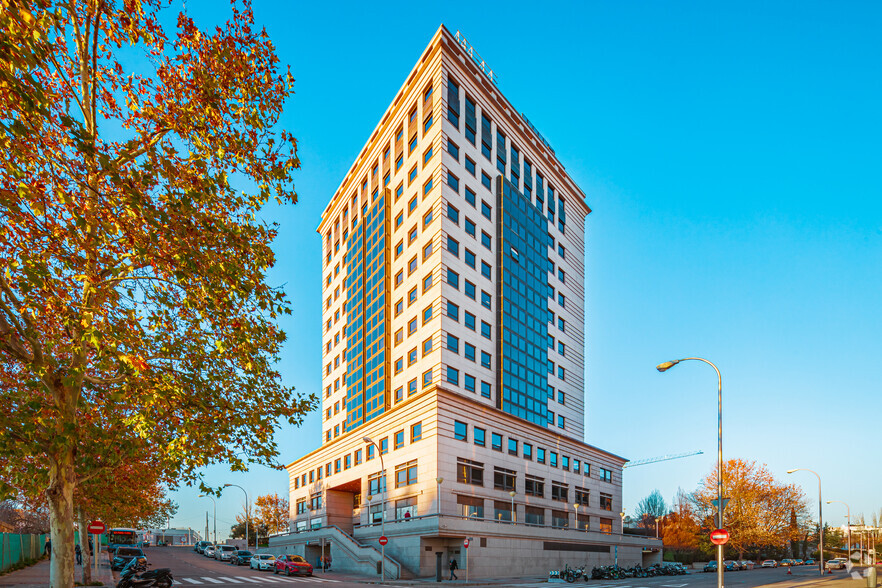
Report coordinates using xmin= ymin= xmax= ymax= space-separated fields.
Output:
xmin=436 ymin=552 xmax=443 ymax=582
xmin=867 ymin=565 xmax=877 ymax=588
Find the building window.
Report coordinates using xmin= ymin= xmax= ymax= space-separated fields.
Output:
xmin=396 ymin=496 xmax=417 ymax=520
xmin=423 ymin=337 xmax=433 ymax=356
xmin=447 ymin=366 xmax=459 ymax=386
xmin=394 ymin=430 xmax=405 ymax=450
xmin=458 ymin=495 xmax=484 ymax=519
xmin=423 ymin=305 xmax=433 ymax=324
xmin=523 ymin=443 xmax=533 ymax=461
xmin=464 ymin=342 xmax=475 ymax=361
xmin=573 ymin=459 xmax=580 ymax=474
xmin=551 ymin=483 xmax=568 ymax=503
xmin=537 ymin=447 xmax=546 ymax=464
xmin=411 ymin=422 xmax=422 ymax=442
xmin=494 ymin=501 xmax=513 ymax=523
xmin=480 ymin=351 xmax=491 ymax=369
xmin=481 ymin=261 xmax=491 ymax=279
xmin=575 ymin=488 xmax=590 ymax=507
xmin=379 ymin=437 xmax=388 ymax=454
xmin=481 ymin=231 xmax=491 ymax=250
xmin=525 ymin=506 xmax=544 ymax=527
xmin=447 ymin=268 xmax=459 ymax=289
xmin=464 ymin=280 xmax=476 ymax=300
xmin=447 ymin=301 xmax=459 ymax=320
xmin=408 ymin=378 xmax=417 ymax=396
xmin=447 ymin=171 xmax=459 ymax=193
xmin=599 ymin=468 xmax=613 ymax=483
xmin=454 ymin=420 xmax=467 ymax=441
xmin=481 ymin=291 xmax=491 ymax=310
xmin=465 ymin=218 xmax=476 ymax=237
xmin=344 ymin=454 xmax=351 ymax=470
xmin=508 ymin=438 xmax=518 ymax=456
xmin=562 ymin=456 xmax=570 ymax=471
xmin=448 ymin=236 xmax=460 ymax=257
xmin=309 ymin=493 xmax=322 ymax=511
xmin=465 ymin=156 xmax=476 ymax=176
xmin=465 ymin=186 xmax=476 ymax=207
xmin=481 ymin=201 xmax=492 ymax=220
xmin=368 ymin=472 xmax=386 ymax=495
xmin=491 ymin=432 xmax=502 ymax=452
xmin=457 ymin=458 xmax=484 ymax=486
xmin=464 ymin=374 xmax=475 ymax=393
xmin=599 ymin=518 xmax=613 ymax=534
xmin=447 ymin=333 xmax=459 ymax=353
xmin=464 ymin=249 xmax=476 ymax=268
xmin=552 ymin=510 xmax=569 ymax=529
xmin=367 ymin=445 xmax=375 ymax=461
xmin=481 ymin=171 xmax=491 ymax=191
xmin=395 ymin=460 xmax=418 ymax=488
xmin=355 ymin=449 xmax=363 ymax=465
xmin=550 ymin=452 xmax=558 ymax=468
xmin=600 ymin=493 xmax=613 ymax=511
xmin=448 ymin=139 xmax=459 ymax=160
xmin=480 ymin=381 xmax=491 ymax=398
xmin=493 ymin=467 xmax=516 ymax=492
xmin=422 ymin=369 xmax=433 ymax=388
xmin=448 ymin=204 xmax=459 ymax=224
xmin=525 ymin=475 xmax=544 ymax=497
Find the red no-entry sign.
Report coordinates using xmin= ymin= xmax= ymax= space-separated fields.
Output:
xmin=87 ymin=521 xmax=106 ymax=534
xmin=378 ymin=536 xmax=388 ymax=546
xmin=710 ymin=528 xmax=730 ymax=545
xmin=463 ymin=538 xmax=470 ymax=549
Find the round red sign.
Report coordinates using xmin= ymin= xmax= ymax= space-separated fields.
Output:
xmin=378 ymin=536 xmax=388 ymax=546
xmin=463 ymin=538 xmax=470 ymax=549
xmin=710 ymin=528 xmax=729 ymax=545
xmin=87 ymin=521 xmax=106 ymax=534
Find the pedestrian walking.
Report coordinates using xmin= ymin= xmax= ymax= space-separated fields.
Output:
xmin=44 ymin=539 xmax=51 ymax=560
xmin=448 ymin=556 xmax=458 ymax=581
xmin=75 ymin=544 xmax=82 ymax=565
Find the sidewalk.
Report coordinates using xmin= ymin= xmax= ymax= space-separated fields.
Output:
xmin=0 ymin=551 xmax=115 ymax=587
xmin=360 ymin=575 xmax=548 ymax=586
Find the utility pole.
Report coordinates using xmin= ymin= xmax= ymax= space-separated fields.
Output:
xmin=206 ymin=512 xmax=209 ymax=545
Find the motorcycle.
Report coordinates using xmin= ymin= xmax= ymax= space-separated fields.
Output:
xmin=116 ymin=557 xmax=173 ymax=588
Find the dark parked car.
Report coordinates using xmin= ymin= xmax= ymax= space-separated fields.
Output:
xmin=230 ymin=550 xmax=253 ymax=566
xmin=274 ymin=554 xmax=313 ymax=576
xmin=194 ymin=541 xmax=211 ymax=554
xmin=111 ymin=547 xmax=146 ymax=570
xmin=704 ymin=561 xmax=718 ymax=572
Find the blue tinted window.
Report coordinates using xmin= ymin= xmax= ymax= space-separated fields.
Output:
xmin=447 ymin=139 xmax=459 ymax=160
xmin=481 ymin=291 xmax=491 ymax=309
xmin=481 ymin=201 xmax=492 ymax=220
xmin=448 ymin=205 xmax=459 ymax=224
xmin=465 ymin=157 xmax=476 ymax=176
xmin=464 ymin=312 xmax=475 ymax=330
xmin=447 ymin=366 xmax=459 ymax=386
xmin=464 ymin=343 xmax=475 ymax=361
xmin=465 ymin=219 xmax=476 ymax=237
xmin=447 ymin=172 xmax=459 ymax=193
xmin=465 ymin=187 xmax=476 ymax=207
xmin=481 ymin=321 xmax=491 ymax=339
xmin=447 ymin=334 xmax=459 ymax=353
xmin=464 ymin=374 xmax=476 ymax=393
xmin=464 ymin=281 xmax=476 ymax=299
xmin=481 ymin=351 xmax=491 ymax=369
xmin=481 ymin=231 xmax=491 ymax=250
xmin=447 ymin=269 xmax=459 ymax=289
xmin=481 ymin=261 xmax=491 ymax=279
xmin=481 ymin=381 xmax=491 ymax=398
xmin=447 ymin=301 xmax=459 ymax=320
xmin=465 ymin=249 xmax=476 ymax=268
xmin=481 ymin=172 xmax=491 ymax=191
xmin=448 ymin=237 xmax=459 ymax=257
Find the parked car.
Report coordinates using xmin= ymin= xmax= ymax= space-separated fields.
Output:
xmin=194 ymin=541 xmax=211 ymax=554
xmin=794 ymin=559 xmax=804 ymax=566
xmin=215 ymin=545 xmax=237 ymax=561
xmin=740 ymin=560 xmax=756 ymax=570
xmin=274 ymin=554 xmax=313 ymax=577
xmin=780 ymin=558 xmax=795 ymax=566
xmin=250 ymin=553 xmax=276 ymax=571
xmin=111 ymin=547 xmax=146 ymax=570
xmin=229 ymin=550 xmax=253 ymax=566
xmin=826 ymin=558 xmax=848 ymax=570
xmin=761 ymin=559 xmax=778 ymax=568
xmin=203 ymin=545 xmax=216 ymax=558
xmin=804 ymin=559 xmax=816 ymax=565
xmin=704 ymin=561 xmax=718 ymax=572
xmin=723 ymin=560 xmax=739 ymax=571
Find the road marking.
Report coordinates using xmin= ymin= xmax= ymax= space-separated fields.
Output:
xmin=180 ymin=580 xmax=204 ymax=585
xmin=661 ymin=584 xmax=689 ymax=587
xmin=201 ymin=578 xmax=225 ymax=584
xmin=217 ymin=578 xmax=245 ymax=584
xmin=234 ymin=578 xmax=264 ymax=584
xmin=250 ymin=577 xmax=283 ymax=583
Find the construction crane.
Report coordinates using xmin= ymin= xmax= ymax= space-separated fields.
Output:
xmin=622 ymin=450 xmax=703 ymax=469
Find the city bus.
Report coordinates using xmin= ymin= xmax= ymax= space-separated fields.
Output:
xmin=106 ymin=528 xmax=141 ymax=551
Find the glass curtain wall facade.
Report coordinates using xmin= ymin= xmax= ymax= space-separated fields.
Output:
xmin=495 ymin=176 xmax=552 ymax=427
xmin=345 ymin=190 xmax=391 ymax=431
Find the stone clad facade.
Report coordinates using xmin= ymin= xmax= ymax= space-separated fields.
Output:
xmin=271 ymin=25 xmax=661 ymax=578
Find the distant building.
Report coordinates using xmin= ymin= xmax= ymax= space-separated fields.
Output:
xmin=144 ymin=528 xmax=201 ymax=546
xmin=271 ymin=25 xmax=661 ymax=578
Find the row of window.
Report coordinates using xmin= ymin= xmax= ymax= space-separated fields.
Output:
xmin=452 ymin=420 xmax=616 ymax=483
xmin=456 ymin=457 xmax=614 ymax=510
xmin=446 ymin=76 xmax=568 ymax=234
xmin=455 ymin=494 xmax=614 ymax=531
xmin=306 ymin=421 xmax=423 ymax=481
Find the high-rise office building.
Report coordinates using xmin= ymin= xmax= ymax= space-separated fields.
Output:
xmin=274 ymin=25 xmax=660 ymax=578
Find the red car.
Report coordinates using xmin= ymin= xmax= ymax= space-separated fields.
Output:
xmin=274 ymin=554 xmax=313 ymax=576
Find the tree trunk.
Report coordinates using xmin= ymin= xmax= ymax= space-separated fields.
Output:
xmin=47 ymin=448 xmax=76 ymax=588
xmin=77 ymin=508 xmax=91 ymax=585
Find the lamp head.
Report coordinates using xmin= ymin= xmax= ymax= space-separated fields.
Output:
xmin=436 ymin=477 xmax=444 ymax=484
xmin=786 ymin=469 xmax=798 ymax=474
xmin=362 ymin=436 xmax=373 ymax=444
xmin=509 ymin=490 xmax=516 ymax=497
xmin=223 ymin=483 xmax=231 ymax=488
xmin=656 ymin=360 xmax=680 ymax=372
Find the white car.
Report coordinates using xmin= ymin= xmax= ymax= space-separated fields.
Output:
xmin=250 ymin=553 xmax=276 ymax=571
xmin=216 ymin=545 xmax=237 ymax=561
xmin=203 ymin=545 xmax=216 ymax=558
xmin=825 ymin=558 xmax=847 ymax=570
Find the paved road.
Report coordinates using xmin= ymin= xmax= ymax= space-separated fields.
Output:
xmin=135 ymin=548 xmax=362 ymax=586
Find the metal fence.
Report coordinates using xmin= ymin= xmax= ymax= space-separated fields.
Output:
xmin=0 ymin=532 xmax=47 ymax=573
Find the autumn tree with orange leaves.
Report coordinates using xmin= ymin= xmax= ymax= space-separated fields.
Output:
xmin=693 ymin=459 xmax=808 ymax=559
xmin=0 ymin=1 xmax=314 ymax=586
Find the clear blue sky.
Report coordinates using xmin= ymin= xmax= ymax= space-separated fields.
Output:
xmin=169 ymin=1 xmax=882 ymax=538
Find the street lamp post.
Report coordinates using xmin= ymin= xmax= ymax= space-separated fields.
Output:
xmin=436 ymin=477 xmax=444 ymax=517
xmin=199 ymin=495 xmax=217 ymax=544
xmin=656 ymin=517 xmax=662 ymax=540
xmin=509 ymin=490 xmax=516 ymax=524
xmin=573 ymin=503 xmax=579 ymax=531
xmin=620 ymin=510 xmax=626 ymax=535
xmin=826 ymin=500 xmax=851 ymax=562
xmin=223 ymin=483 xmax=250 ymax=550
xmin=363 ymin=436 xmax=386 ymax=580
xmin=657 ymin=357 xmax=723 ymax=588
xmin=787 ymin=469 xmax=823 ymax=575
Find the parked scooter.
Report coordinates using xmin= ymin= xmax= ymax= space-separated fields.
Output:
xmin=116 ymin=557 xmax=173 ymax=588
